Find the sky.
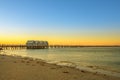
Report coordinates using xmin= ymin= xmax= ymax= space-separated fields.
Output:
xmin=0 ymin=0 xmax=120 ymax=45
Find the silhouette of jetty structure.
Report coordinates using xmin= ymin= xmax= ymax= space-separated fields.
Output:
xmin=0 ymin=40 xmax=120 ymax=50
xmin=26 ymin=40 xmax=49 ymax=49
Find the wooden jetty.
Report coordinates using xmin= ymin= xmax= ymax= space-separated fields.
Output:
xmin=0 ymin=44 xmax=82 ymax=50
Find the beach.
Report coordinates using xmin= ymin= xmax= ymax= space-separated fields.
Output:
xmin=0 ymin=54 xmax=120 ymax=80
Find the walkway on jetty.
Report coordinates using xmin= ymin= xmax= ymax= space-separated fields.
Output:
xmin=0 ymin=45 xmax=26 ymax=50
xmin=0 ymin=44 xmax=81 ymax=50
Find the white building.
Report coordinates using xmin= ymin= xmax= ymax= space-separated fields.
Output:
xmin=26 ymin=40 xmax=49 ymax=49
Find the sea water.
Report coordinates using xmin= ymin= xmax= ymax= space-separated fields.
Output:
xmin=1 ymin=47 xmax=120 ymax=76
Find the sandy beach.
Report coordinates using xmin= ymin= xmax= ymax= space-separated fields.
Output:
xmin=0 ymin=54 xmax=120 ymax=80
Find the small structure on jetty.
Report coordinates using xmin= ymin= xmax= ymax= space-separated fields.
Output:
xmin=26 ymin=40 xmax=49 ymax=49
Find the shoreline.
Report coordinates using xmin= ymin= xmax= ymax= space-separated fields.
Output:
xmin=47 ymin=59 xmax=120 ymax=78
xmin=0 ymin=53 xmax=120 ymax=80
xmin=1 ymin=50 xmax=120 ymax=78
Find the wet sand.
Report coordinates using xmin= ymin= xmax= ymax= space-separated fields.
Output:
xmin=0 ymin=54 xmax=120 ymax=80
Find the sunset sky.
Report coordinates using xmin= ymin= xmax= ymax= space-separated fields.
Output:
xmin=0 ymin=0 xmax=120 ymax=45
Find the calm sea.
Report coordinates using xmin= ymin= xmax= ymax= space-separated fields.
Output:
xmin=1 ymin=47 xmax=120 ymax=76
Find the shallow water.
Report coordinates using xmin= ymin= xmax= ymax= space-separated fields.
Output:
xmin=1 ymin=47 xmax=120 ymax=75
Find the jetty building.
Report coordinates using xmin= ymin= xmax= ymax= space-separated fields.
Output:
xmin=26 ymin=40 xmax=49 ymax=49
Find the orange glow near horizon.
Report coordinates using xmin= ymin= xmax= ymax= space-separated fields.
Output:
xmin=0 ymin=35 xmax=120 ymax=45
xmin=0 ymin=29 xmax=120 ymax=45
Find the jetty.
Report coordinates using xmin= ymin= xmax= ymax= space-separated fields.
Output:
xmin=0 ymin=44 xmax=82 ymax=50
xmin=0 ymin=40 xmax=82 ymax=50
xmin=0 ymin=40 xmax=119 ymax=50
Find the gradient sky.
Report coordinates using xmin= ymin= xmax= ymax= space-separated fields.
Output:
xmin=0 ymin=0 xmax=120 ymax=45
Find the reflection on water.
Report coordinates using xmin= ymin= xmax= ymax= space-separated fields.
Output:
xmin=1 ymin=47 xmax=120 ymax=73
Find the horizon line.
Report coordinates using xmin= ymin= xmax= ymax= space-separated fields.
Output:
xmin=0 ymin=44 xmax=120 ymax=47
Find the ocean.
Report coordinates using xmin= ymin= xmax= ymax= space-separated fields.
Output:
xmin=0 ymin=47 xmax=120 ymax=77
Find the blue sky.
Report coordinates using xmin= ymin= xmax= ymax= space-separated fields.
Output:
xmin=0 ymin=0 xmax=120 ymax=45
